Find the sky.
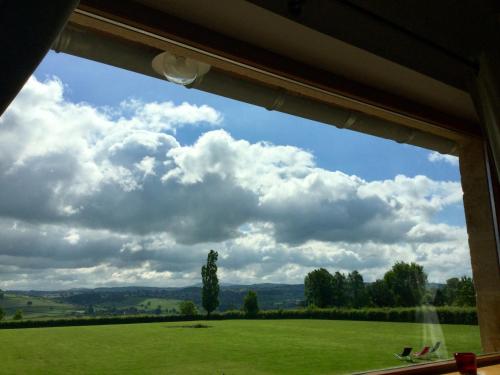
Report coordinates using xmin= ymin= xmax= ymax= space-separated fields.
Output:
xmin=0 ymin=51 xmax=470 ymax=290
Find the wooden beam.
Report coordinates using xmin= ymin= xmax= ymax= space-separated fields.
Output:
xmin=248 ymin=0 xmax=480 ymax=91
xmin=459 ymin=139 xmax=500 ymax=353
xmin=471 ymin=48 xmax=500 ymax=183
xmin=75 ymin=0 xmax=480 ymax=141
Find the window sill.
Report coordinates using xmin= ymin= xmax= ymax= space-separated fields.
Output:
xmin=357 ymin=353 xmax=500 ymax=375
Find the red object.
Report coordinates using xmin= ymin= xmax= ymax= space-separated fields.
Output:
xmin=413 ymin=346 xmax=430 ymax=357
xmin=454 ymin=352 xmax=477 ymax=375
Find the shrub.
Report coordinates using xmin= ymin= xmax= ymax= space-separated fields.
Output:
xmin=243 ymin=291 xmax=259 ymax=317
xmin=179 ymin=301 xmax=198 ymax=316
xmin=13 ymin=310 xmax=23 ymax=320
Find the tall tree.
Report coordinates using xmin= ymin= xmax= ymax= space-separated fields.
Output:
xmin=201 ymin=250 xmax=220 ymax=317
xmin=433 ymin=288 xmax=446 ymax=306
xmin=304 ymin=268 xmax=334 ymax=308
xmin=384 ymin=262 xmax=427 ymax=306
xmin=0 ymin=307 xmax=4 ymax=321
xmin=347 ymin=270 xmax=368 ymax=308
xmin=456 ymin=276 xmax=476 ymax=306
xmin=243 ymin=290 xmax=259 ymax=316
xmin=443 ymin=277 xmax=459 ymax=305
xmin=331 ymin=272 xmax=347 ymax=307
xmin=367 ymin=279 xmax=394 ymax=307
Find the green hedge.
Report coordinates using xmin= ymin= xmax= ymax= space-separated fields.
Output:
xmin=0 ymin=306 xmax=477 ymax=329
xmin=252 ymin=306 xmax=477 ymax=325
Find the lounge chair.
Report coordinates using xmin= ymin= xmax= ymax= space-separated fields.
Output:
xmin=428 ymin=341 xmax=441 ymax=359
xmin=412 ymin=346 xmax=430 ymax=360
xmin=394 ymin=347 xmax=413 ymax=361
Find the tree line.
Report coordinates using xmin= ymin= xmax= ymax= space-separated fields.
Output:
xmin=195 ymin=251 xmax=475 ymax=317
xmin=0 ymin=254 xmax=476 ymax=322
xmin=304 ymin=262 xmax=476 ymax=309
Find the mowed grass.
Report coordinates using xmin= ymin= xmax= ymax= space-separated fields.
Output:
xmin=0 ymin=320 xmax=480 ymax=375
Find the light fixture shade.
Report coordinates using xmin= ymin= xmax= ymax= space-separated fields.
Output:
xmin=152 ymin=51 xmax=211 ymax=85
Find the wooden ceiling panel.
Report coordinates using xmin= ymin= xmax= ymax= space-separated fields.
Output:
xmin=74 ymin=0 xmax=481 ymax=140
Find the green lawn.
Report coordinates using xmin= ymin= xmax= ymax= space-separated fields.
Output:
xmin=0 ymin=320 xmax=480 ymax=375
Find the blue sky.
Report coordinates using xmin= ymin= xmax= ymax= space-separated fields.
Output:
xmin=36 ymin=52 xmax=461 ymax=183
xmin=0 ymin=51 xmax=469 ymax=288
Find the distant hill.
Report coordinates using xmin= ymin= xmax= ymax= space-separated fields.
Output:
xmin=5 ymin=280 xmax=452 ymax=320
xmin=0 ymin=293 xmax=77 ymax=319
xmin=8 ymin=284 xmax=306 ymax=311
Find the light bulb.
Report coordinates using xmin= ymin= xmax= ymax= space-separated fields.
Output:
xmin=152 ymin=51 xmax=211 ymax=86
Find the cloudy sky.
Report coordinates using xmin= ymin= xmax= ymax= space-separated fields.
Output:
xmin=0 ymin=51 xmax=470 ymax=290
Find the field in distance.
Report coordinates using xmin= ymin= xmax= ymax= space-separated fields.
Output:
xmin=0 ymin=293 xmax=77 ymax=320
xmin=0 ymin=319 xmax=480 ymax=374
xmin=0 ymin=293 xmax=181 ymax=320
xmin=0 ymin=283 xmax=305 ymax=320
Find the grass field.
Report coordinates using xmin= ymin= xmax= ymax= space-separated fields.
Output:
xmin=0 ymin=319 xmax=480 ymax=375
xmin=0 ymin=294 xmax=77 ymax=320
xmin=97 ymin=297 xmax=182 ymax=311
xmin=0 ymin=294 xmax=183 ymax=320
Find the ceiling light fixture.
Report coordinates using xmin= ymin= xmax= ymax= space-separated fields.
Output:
xmin=152 ymin=51 xmax=211 ymax=85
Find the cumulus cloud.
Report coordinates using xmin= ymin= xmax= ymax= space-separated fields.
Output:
xmin=428 ymin=151 xmax=459 ymax=166
xmin=165 ymin=131 xmax=463 ymax=245
xmin=0 ymin=76 xmax=470 ymax=288
xmin=117 ymin=98 xmax=222 ymax=132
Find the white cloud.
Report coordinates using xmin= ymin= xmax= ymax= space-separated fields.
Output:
xmin=164 ymin=131 xmax=463 ymax=245
xmin=135 ymin=156 xmax=156 ymax=177
xmin=117 ymin=99 xmax=222 ymax=133
xmin=428 ymin=151 xmax=459 ymax=166
xmin=0 ymin=76 xmax=471 ymax=288
xmin=64 ymin=229 xmax=80 ymax=245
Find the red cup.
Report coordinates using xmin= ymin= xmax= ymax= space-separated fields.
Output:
xmin=454 ymin=352 xmax=477 ymax=375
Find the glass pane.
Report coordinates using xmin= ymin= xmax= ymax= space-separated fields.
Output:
xmin=0 ymin=51 xmax=481 ymax=374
